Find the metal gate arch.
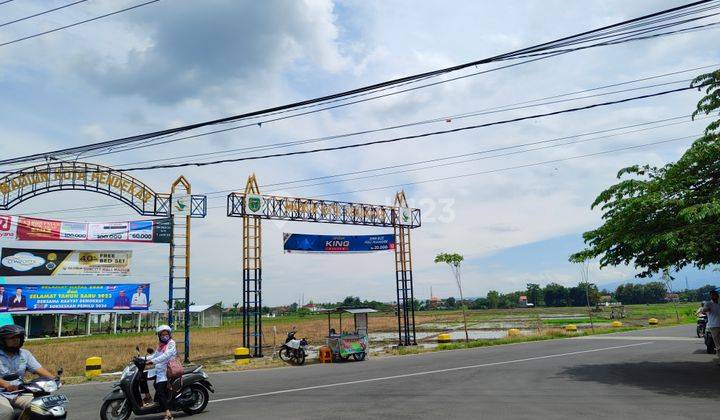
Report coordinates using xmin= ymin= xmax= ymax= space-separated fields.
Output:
xmin=0 ymin=161 xmax=207 ymax=362
xmin=227 ymin=174 xmax=421 ymax=357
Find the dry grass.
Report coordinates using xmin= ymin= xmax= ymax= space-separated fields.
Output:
xmin=25 ymin=312 xmax=458 ymax=377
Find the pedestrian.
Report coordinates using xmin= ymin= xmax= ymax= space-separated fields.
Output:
xmin=702 ymin=290 xmax=720 ymax=363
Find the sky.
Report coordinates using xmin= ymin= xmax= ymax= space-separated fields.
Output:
xmin=0 ymin=0 xmax=718 ymax=308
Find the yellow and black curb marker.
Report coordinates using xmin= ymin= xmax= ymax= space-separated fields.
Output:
xmin=85 ymin=356 xmax=102 ymax=378
xmin=234 ymin=347 xmax=250 ymax=365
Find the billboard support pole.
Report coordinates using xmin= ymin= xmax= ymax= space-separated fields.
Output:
xmin=241 ymin=174 xmax=263 ymax=357
xmin=394 ymin=190 xmax=416 ymax=346
xmin=170 ymin=176 xmax=193 ymax=363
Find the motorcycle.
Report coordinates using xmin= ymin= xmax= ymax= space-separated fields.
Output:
xmin=4 ymin=369 xmax=68 ymax=419
xmin=279 ymin=331 xmax=308 ymax=365
xmin=697 ymin=315 xmax=708 ymax=338
xmin=100 ymin=346 xmax=214 ymax=420
xmin=705 ymin=329 xmax=716 ymax=354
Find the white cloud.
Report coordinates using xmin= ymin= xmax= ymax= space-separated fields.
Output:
xmin=0 ymin=0 xmax=716 ymax=305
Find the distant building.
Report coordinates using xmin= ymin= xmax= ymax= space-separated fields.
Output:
xmin=173 ymin=304 xmax=223 ymax=328
xmin=302 ymin=303 xmax=321 ymax=313
xmin=665 ymin=293 xmax=680 ymax=303
xmin=518 ymin=295 xmax=534 ymax=308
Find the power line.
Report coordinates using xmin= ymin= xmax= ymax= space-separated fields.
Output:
xmin=0 ymin=0 xmax=89 ymax=29
xmin=107 ymin=76 xmax=697 ymax=168
xmin=0 ymin=0 xmax=714 ymax=166
xmin=14 ymin=135 xmax=695 ymax=220
xmin=105 ymin=85 xmax=702 ymax=173
xmin=0 ymin=0 xmax=161 ymax=48
xmin=11 ymin=113 xmax=707 ymax=217
xmin=66 ymin=19 xmax=720 ymax=164
xmin=0 ymin=1 xmax=14 ymax=5
xmin=0 ymin=85 xmax=702 ymax=177
xmin=311 ymin=137 xmax=696 ymax=199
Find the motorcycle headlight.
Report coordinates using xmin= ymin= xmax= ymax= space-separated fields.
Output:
xmin=35 ymin=380 xmax=58 ymax=393
xmin=121 ymin=365 xmax=137 ymax=380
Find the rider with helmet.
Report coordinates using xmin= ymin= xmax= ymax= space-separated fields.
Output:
xmin=0 ymin=324 xmax=55 ymax=420
xmin=140 ymin=325 xmax=177 ymax=420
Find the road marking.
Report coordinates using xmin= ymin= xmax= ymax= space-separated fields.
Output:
xmin=576 ymin=336 xmax=700 ymax=341
xmin=209 ymin=342 xmax=650 ymax=404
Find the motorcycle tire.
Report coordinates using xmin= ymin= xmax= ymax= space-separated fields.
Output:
xmin=279 ymin=347 xmax=291 ymax=362
xmin=293 ymin=350 xmax=306 ymax=366
xmin=182 ymin=384 xmax=210 ymax=415
xmin=100 ymin=399 xmax=131 ymax=420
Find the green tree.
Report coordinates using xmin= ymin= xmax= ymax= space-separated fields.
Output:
xmin=543 ymin=283 xmax=569 ymax=307
xmin=445 ymin=296 xmax=456 ymax=309
xmin=342 ymin=296 xmax=362 ymax=307
xmin=570 ymin=69 xmax=720 ymax=276
xmin=643 ymin=282 xmax=667 ymax=304
xmin=526 ymin=283 xmax=542 ymax=306
xmin=435 ymin=252 xmax=469 ymax=342
xmin=472 ymin=297 xmax=489 ymax=310
xmin=487 ymin=290 xmax=500 ymax=309
xmin=568 ymin=282 xmax=599 ymax=306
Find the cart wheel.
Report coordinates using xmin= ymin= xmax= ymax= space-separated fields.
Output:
xmin=353 ymin=352 xmax=366 ymax=361
xmin=340 ymin=354 xmax=350 ymax=361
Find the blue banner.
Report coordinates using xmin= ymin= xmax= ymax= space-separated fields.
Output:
xmin=0 ymin=283 xmax=150 ymax=312
xmin=283 ymin=233 xmax=395 ymax=253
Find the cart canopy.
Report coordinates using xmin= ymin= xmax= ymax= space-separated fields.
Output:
xmin=320 ymin=307 xmax=378 ymax=315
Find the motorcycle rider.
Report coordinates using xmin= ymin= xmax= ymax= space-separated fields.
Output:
xmin=0 ymin=325 xmax=55 ymax=420
xmin=141 ymin=325 xmax=176 ymax=420
xmin=703 ymin=291 xmax=720 ymax=363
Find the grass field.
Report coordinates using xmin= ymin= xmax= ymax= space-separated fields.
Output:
xmin=24 ymin=302 xmax=700 ymax=379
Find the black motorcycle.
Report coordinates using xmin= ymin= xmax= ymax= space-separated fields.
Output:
xmin=279 ymin=331 xmax=308 ymax=365
xmin=697 ymin=315 xmax=708 ymax=338
xmin=100 ymin=346 xmax=214 ymax=420
xmin=4 ymin=369 xmax=68 ymax=419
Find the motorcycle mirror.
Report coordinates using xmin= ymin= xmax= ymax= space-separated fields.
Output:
xmin=57 ymin=368 xmax=64 ymax=376
xmin=146 ymin=347 xmax=155 ymax=354
xmin=135 ymin=345 xmax=140 ymax=352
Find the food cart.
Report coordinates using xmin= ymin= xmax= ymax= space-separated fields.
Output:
xmin=322 ymin=307 xmax=377 ymax=362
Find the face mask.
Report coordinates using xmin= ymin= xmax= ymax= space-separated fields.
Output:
xmin=159 ymin=335 xmax=170 ymax=343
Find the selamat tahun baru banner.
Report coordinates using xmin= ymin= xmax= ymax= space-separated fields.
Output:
xmin=0 ymin=283 xmax=150 ymax=312
xmin=0 ymin=248 xmax=132 ymax=277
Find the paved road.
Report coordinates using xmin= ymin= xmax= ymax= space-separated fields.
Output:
xmin=65 ymin=325 xmax=714 ymax=419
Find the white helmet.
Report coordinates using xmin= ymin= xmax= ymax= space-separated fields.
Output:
xmin=156 ymin=324 xmax=172 ymax=334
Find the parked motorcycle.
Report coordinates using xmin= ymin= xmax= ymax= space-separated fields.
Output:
xmin=100 ymin=346 xmax=214 ymax=420
xmin=5 ymin=369 xmax=68 ymax=419
xmin=279 ymin=331 xmax=308 ymax=365
xmin=697 ymin=315 xmax=708 ymax=338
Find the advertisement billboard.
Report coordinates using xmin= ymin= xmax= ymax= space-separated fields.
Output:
xmin=0 ymin=283 xmax=150 ymax=312
xmin=0 ymin=248 xmax=132 ymax=277
xmin=283 ymin=233 xmax=395 ymax=253
xmin=0 ymin=215 xmax=171 ymax=243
